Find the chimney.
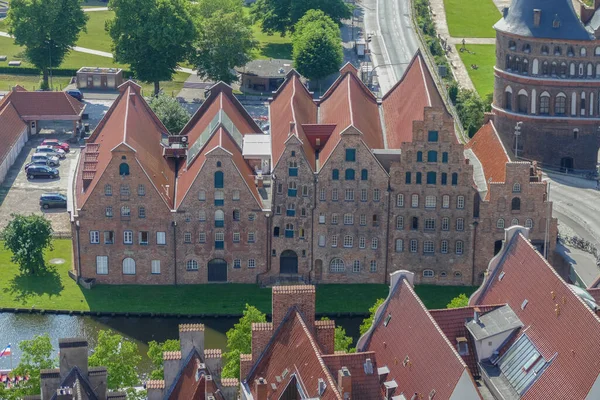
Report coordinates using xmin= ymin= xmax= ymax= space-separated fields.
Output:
xmin=179 ymin=324 xmax=205 ymax=358
xmin=272 ymin=285 xmax=316 ymax=330
xmin=58 ymin=338 xmax=88 ymax=380
xmin=289 ymin=121 xmax=296 ymax=136
xmin=502 ymin=7 xmax=509 ymax=18
xmin=251 ymin=323 xmax=273 ymax=361
xmin=220 ymin=378 xmax=239 ymax=400
xmin=88 ymin=367 xmax=108 ymax=400
xmin=146 ymin=380 xmax=165 ymax=400
xmin=473 ymin=307 xmax=481 ymax=324
xmin=254 ymin=378 xmax=268 ymax=400
xmin=204 ymin=349 xmax=222 ymax=382
xmin=163 ymin=351 xmax=182 ymax=391
xmin=533 ymin=9 xmax=541 ymax=27
xmin=240 ymin=354 xmax=253 ymax=381
xmin=315 ymin=319 xmax=336 ymax=354
xmin=40 ymin=369 xmax=61 ymax=400
xmin=129 ymin=91 xmax=136 ymax=105
xmin=338 ymin=367 xmax=352 ymax=400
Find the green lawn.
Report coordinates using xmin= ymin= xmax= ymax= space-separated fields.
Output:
xmin=0 ymin=240 xmax=477 ymax=315
xmin=455 ymin=43 xmax=496 ymax=99
xmin=0 ymin=74 xmax=71 ymax=91
xmin=137 ymin=71 xmax=190 ymax=97
xmin=244 ymin=7 xmax=293 ymax=60
xmin=77 ymin=10 xmax=114 ymax=53
xmin=443 ymin=0 xmax=501 ymax=38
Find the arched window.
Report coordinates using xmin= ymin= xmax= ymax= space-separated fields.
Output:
xmin=186 ymin=260 xmax=198 ymax=271
xmin=123 ymin=258 xmax=136 ymax=275
xmin=214 ymin=171 xmax=224 ymax=188
xmin=511 ymin=197 xmax=521 ymax=211
xmin=526 ymin=218 xmax=533 ymax=228
xmin=579 ymin=63 xmax=585 ymax=76
xmin=513 ymin=182 xmax=521 ymax=193
xmin=567 ymin=46 xmax=575 ymax=56
xmin=416 ymin=151 xmax=423 ymax=162
xmin=497 ymin=218 xmax=505 ymax=229
xmin=506 ymin=54 xmax=512 ymax=70
xmin=505 ymin=86 xmax=513 ymax=110
xmin=539 ymin=93 xmax=550 ymax=114
xmin=541 ymin=45 xmax=549 ymax=55
xmin=596 ymin=64 xmax=600 ymax=78
xmin=427 ymin=151 xmax=438 ymax=162
xmin=532 ymin=58 xmax=539 ymax=75
xmin=542 ymin=61 xmax=548 ymax=75
xmin=588 ymin=63 xmax=594 ymax=77
xmin=595 ymin=46 xmax=600 ymax=56
xmin=454 ymin=272 xmax=462 ymax=279
xmin=554 ymin=46 xmax=562 ymax=56
xmin=216 ymin=161 xmax=222 ymax=168
xmin=522 ymin=58 xmax=529 ymax=74
xmin=361 ymin=169 xmax=368 ymax=180
xmin=215 ymin=210 xmax=224 ymax=227
xmin=345 ymin=168 xmax=355 ymax=180
xmin=508 ymin=40 xmax=516 ymax=50
xmin=423 ymin=270 xmax=434 ymax=278
xmin=522 ymin=43 xmax=531 ymax=53
xmin=199 ymin=210 xmax=206 ymax=221
xmin=104 ymin=184 xmax=112 ymax=196
xmin=442 ymin=152 xmax=449 ymax=163
xmin=119 ymin=163 xmax=129 ymax=176
xmin=581 ymin=47 xmax=587 ymax=57
xmin=570 ymin=62 xmax=576 ymax=76
xmin=332 ymin=169 xmax=339 ymax=180
xmin=518 ymin=89 xmax=528 ymax=113
xmin=511 ymin=218 xmax=519 ymax=225
xmin=451 ymin=173 xmax=458 ymax=186
xmin=551 ymin=61 xmax=557 ymax=75
xmin=581 ymin=92 xmax=587 ymax=115
xmin=560 ymin=62 xmax=567 ymax=76
xmin=330 ymin=258 xmax=345 ymax=272
xmin=233 ymin=209 xmax=240 ymax=221
xmin=555 ymin=93 xmax=566 ymax=114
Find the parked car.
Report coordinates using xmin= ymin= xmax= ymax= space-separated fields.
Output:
xmin=36 ymin=145 xmax=66 ymax=159
xmin=31 ymin=152 xmax=60 ymax=167
xmin=66 ymin=89 xmax=83 ymax=102
xmin=39 ymin=193 xmax=67 ymax=209
xmin=27 ymin=165 xmax=59 ymax=180
xmin=41 ymin=138 xmax=70 ymax=153
xmin=24 ymin=159 xmax=50 ymax=171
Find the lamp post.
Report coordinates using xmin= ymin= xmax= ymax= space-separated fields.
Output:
xmin=514 ymin=121 xmax=522 ymax=159
xmin=363 ymin=62 xmax=410 ymax=92
xmin=44 ymin=39 xmax=53 ymax=89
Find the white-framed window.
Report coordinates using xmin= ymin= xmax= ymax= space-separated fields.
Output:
xmin=123 ymin=258 xmax=136 ymax=275
xmin=344 ymin=235 xmax=353 ymax=248
xmin=345 ymin=189 xmax=354 ymax=201
xmin=361 ymin=189 xmax=368 ymax=202
xmin=411 ymin=194 xmax=419 ymax=208
xmin=332 ymin=189 xmax=339 ymax=201
xmin=120 ymin=184 xmax=130 ymax=197
xmin=513 ymin=183 xmax=521 ymax=193
xmin=186 ymin=260 xmax=198 ymax=271
xmin=105 ymin=207 xmax=113 ymax=218
xmin=425 ymin=218 xmax=435 ymax=231
xmin=199 ymin=232 xmax=206 ymax=243
xmin=511 ymin=218 xmax=519 ymax=226
xmin=441 ymin=217 xmax=449 ymax=231
xmin=319 ymin=235 xmax=326 ymax=247
xmin=184 ymin=232 xmax=192 ymax=243
xmin=331 ymin=213 xmax=339 ymax=224
xmin=353 ymin=260 xmax=361 ymax=273
xmin=96 ymin=256 xmax=108 ymax=275
xmin=423 ymin=269 xmax=434 ymax=278
xmin=344 ymin=213 xmax=354 ymax=225
xmin=151 ymin=260 xmax=161 ymax=274
xmin=138 ymin=184 xmax=145 ymax=196
xmin=370 ymin=260 xmax=377 ymax=272
xmin=526 ymin=218 xmax=533 ymax=228
xmin=199 ymin=210 xmax=206 ymax=221
xmin=424 ymin=241 xmax=434 ymax=254
xmin=319 ymin=213 xmax=326 ymax=224
xmin=233 ymin=259 xmax=241 ymax=268
xmin=104 ymin=231 xmax=114 ymax=244
xmin=277 ymin=183 xmax=283 ymax=194
xmin=139 ymin=207 xmax=146 ymax=219
xmin=359 ymin=236 xmax=366 ymax=249
xmin=302 ymin=185 xmax=308 ymax=197
xmin=215 ymin=190 xmax=224 ymax=202
xmin=330 ymin=258 xmax=345 ymax=272
xmin=497 ymin=218 xmax=505 ymax=229
xmin=248 ymin=259 xmax=256 ymax=268
xmin=410 ymin=239 xmax=418 ymax=253
xmin=332 ymin=235 xmax=338 ymax=247
xmin=248 ymin=213 xmax=256 ymax=221
xmin=139 ymin=231 xmax=149 ymax=245
xmin=276 ymin=206 xmax=281 ymax=215
xmin=456 ymin=218 xmax=465 ymax=231
xmin=121 ymin=206 xmax=131 ymax=217
xmin=369 ymin=237 xmax=377 ymax=249
xmin=441 ymin=240 xmax=448 ymax=254
xmin=397 ymin=194 xmax=404 ymax=207
xmin=457 ymin=196 xmax=465 ymax=209
xmin=199 ymin=190 xmax=206 ymax=201
xmin=104 ymin=184 xmax=112 ymax=196
xmin=320 ymin=188 xmax=326 ymax=201
xmin=395 ymin=239 xmax=403 ymax=252
xmin=425 ymin=195 xmax=436 ymax=208
xmin=373 ymin=189 xmax=380 ymax=201
xmin=456 ymin=241 xmax=464 ymax=255
xmin=396 ymin=216 xmax=404 ymax=230
xmin=90 ymin=230 xmax=100 ymax=244
xmin=301 ymin=208 xmax=306 ymax=217
xmin=215 ymin=232 xmax=225 ymax=242
xmin=248 ymin=232 xmax=256 ymax=243
xmin=360 ymin=214 xmax=366 ymax=226
xmin=124 ymin=230 xmax=133 ymax=244
xmin=442 ymin=195 xmax=450 ymax=209
xmin=233 ymin=232 xmax=240 ymax=243
xmin=233 ymin=190 xmax=240 ymax=200
xmin=156 ymin=231 xmax=166 ymax=245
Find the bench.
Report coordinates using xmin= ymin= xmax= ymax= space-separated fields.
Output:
xmin=0 ymin=56 xmax=7 ymax=61
xmin=8 ymin=60 xmax=21 ymax=66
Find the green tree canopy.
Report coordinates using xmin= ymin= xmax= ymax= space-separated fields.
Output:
xmin=253 ymin=0 xmax=351 ymax=36
xmin=446 ymin=293 xmax=469 ymax=309
xmin=10 ymin=334 xmax=56 ymax=398
xmin=6 ymin=0 xmax=88 ymax=89
xmin=191 ymin=1 xmax=257 ymax=84
xmin=292 ymin=10 xmax=343 ymax=82
xmin=359 ymin=298 xmax=385 ymax=336
xmin=107 ymin=0 xmax=196 ymax=95
xmin=147 ymin=339 xmax=180 ymax=380
xmin=221 ymin=304 xmax=266 ymax=378
xmin=148 ymin=94 xmax=191 ymax=134
xmin=2 ymin=214 xmax=53 ymax=275
xmin=455 ymin=88 xmax=485 ymax=137
xmin=89 ymin=330 xmax=141 ymax=393
xmin=321 ymin=317 xmax=354 ymax=353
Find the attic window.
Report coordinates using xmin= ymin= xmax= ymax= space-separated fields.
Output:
xmin=119 ymin=163 xmax=130 ymax=176
xmin=521 ymin=299 xmax=529 ymax=310
xmin=291 ymin=151 xmax=296 ymax=157
xmin=499 ymin=271 xmax=505 ymax=281
xmin=456 ymin=337 xmax=469 ymax=356
xmin=384 ymin=313 xmax=392 ymax=327
xmin=121 ymin=155 xmax=126 ymax=160
xmin=429 ymin=389 xmax=437 ymax=399
xmin=553 ymin=15 xmax=560 ymax=28
xmin=318 ymin=378 xmax=326 ymax=396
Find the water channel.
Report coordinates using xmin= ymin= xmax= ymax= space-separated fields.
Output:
xmin=0 ymin=313 xmax=363 ymax=378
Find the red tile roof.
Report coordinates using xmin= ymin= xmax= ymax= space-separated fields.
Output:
xmin=0 ymin=87 xmax=85 ymax=119
xmin=0 ymin=102 xmax=27 ymax=166
xmin=382 ymin=50 xmax=447 ymax=149
xmin=321 ymin=352 xmax=380 ymax=399
xmin=359 ymin=277 xmax=479 ymax=399
xmin=588 ymin=288 xmax=600 ymax=304
xmin=466 ymin=120 xmax=510 ymax=199
xmin=269 ymin=70 xmax=318 ymax=171
xmin=76 ymin=81 xmax=176 ymax=209
xmin=471 ymin=231 xmax=600 ymax=400
xmin=318 ymin=64 xmax=384 ymax=167
xmin=167 ymin=353 xmax=206 ymax=400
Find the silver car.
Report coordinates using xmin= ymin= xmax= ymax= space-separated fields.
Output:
xmin=31 ymin=152 xmax=60 ymax=167
xmin=36 ymin=145 xmax=66 ymax=159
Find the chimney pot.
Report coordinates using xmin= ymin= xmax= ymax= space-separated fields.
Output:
xmin=533 ymin=9 xmax=541 ymax=27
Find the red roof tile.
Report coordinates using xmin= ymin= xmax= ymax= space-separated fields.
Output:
xmin=588 ymin=288 xmax=600 ymax=304
xmin=321 ymin=352 xmax=380 ymax=399
xmin=382 ymin=51 xmax=447 ymax=149
xmin=167 ymin=353 xmax=206 ymax=400
xmin=0 ymin=102 xmax=27 ymax=166
xmin=471 ymin=232 xmax=600 ymax=400
xmin=0 ymin=88 xmax=84 ymax=119
xmin=466 ymin=120 xmax=510 ymax=200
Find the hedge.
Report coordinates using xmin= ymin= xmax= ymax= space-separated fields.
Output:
xmin=0 ymin=66 xmax=133 ymax=77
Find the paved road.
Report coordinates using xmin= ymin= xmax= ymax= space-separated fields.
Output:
xmin=363 ymin=0 xmax=419 ymax=94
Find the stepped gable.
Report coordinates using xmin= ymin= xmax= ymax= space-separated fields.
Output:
xmin=76 ymin=80 xmax=176 ymax=209
xmin=269 ymin=70 xmax=318 ymax=170
xmin=317 ymin=63 xmax=384 ymax=167
xmin=466 ymin=120 xmax=511 ymax=199
xmin=382 ymin=50 xmax=447 ymax=149
xmin=471 ymin=230 xmax=600 ymax=399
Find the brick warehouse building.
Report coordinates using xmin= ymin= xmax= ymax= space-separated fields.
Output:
xmin=72 ymin=51 xmax=557 ymax=286
xmin=492 ymin=0 xmax=600 ymax=171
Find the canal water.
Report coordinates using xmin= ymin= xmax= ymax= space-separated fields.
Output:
xmin=0 ymin=313 xmax=363 ymax=378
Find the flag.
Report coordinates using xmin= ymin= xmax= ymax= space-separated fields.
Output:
xmin=0 ymin=345 xmax=10 ymax=358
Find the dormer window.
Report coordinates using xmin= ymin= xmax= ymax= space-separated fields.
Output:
xmin=541 ymin=45 xmax=549 ymax=55
xmin=554 ymin=46 xmax=561 ymax=56
xmin=522 ymin=44 xmax=531 ymax=53
xmin=567 ymin=46 xmax=574 ymax=57
xmin=508 ymin=40 xmax=516 ymax=50
xmin=457 ymin=337 xmax=469 ymax=355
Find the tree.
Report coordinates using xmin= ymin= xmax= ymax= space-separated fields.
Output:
xmin=148 ymin=95 xmax=191 ymax=134
xmin=252 ymin=0 xmax=351 ymax=36
xmin=2 ymin=214 xmax=53 ymax=275
xmin=359 ymin=298 xmax=385 ymax=336
xmin=89 ymin=330 xmax=141 ymax=395
xmin=6 ymin=0 xmax=88 ymax=89
xmin=292 ymin=11 xmax=343 ymax=82
xmin=446 ymin=294 xmax=469 ymax=309
xmin=455 ymin=88 xmax=485 ymax=137
xmin=11 ymin=334 xmax=56 ymax=397
xmin=191 ymin=2 xmax=257 ymax=84
xmin=147 ymin=339 xmax=180 ymax=380
xmin=221 ymin=304 xmax=266 ymax=378
xmin=107 ymin=0 xmax=196 ymax=96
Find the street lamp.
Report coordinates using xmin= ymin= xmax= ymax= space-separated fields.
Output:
xmin=44 ymin=39 xmax=53 ymax=89
xmin=514 ymin=121 xmax=522 ymax=159
xmin=363 ymin=62 xmax=410 ymax=90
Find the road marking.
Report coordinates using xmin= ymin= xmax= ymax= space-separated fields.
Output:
xmin=376 ymin=0 xmax=397 ymax=82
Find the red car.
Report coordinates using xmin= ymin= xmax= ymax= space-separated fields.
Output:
xmin=41 ymin=139 xmax=70 ymax=153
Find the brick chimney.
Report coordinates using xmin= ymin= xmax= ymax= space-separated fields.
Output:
xmin=146 ymin=380 xmax=165 ymax=400
xmin=254 ymin=378 xmax=268 ymax=400
xmin=220 ymin=378 xmax=239 ymax=400
xmin=315 ymin=320 xmax=336 ymax=354
xmin=162 ymin=351 xmax=182 ymax=391
xmin=272 ymin=285 xmax=316 ymax=329
xmin=88 ymin=367 xmax=108 ymax=400
xmin=239 ymin=354 xmax=253 ymax=382
xmin=40 ymin=369 xmax=61 ymax=400
xmin=58 ymin=338 xmax=88 ymax=380
xmin=179 ymin=324 xmax=205 ymax=358
xmin=204 ymin=349 xmax=222 ymax=382
xmin=338 ymin=367 xmax=352 ymax=400
xmin=251 ymin=323 xmax=273 ymax=361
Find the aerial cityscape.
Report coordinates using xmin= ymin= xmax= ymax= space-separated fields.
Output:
xmin=0 ymin=0 xmax=599 ymax=399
